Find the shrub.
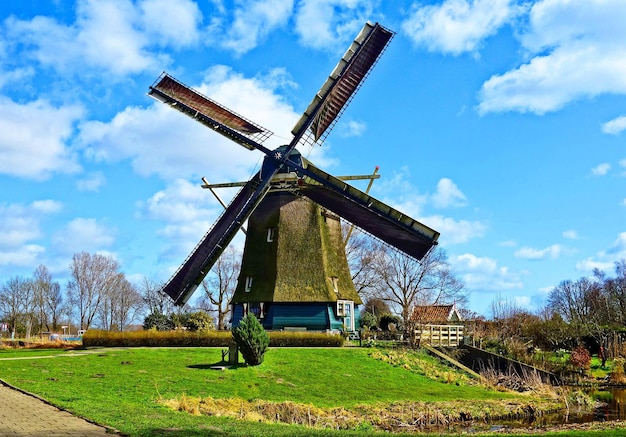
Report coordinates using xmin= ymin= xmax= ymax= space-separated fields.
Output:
xmin=360 ymin=312 xmax=377 ymax=329
xmin=569 ymin=345 xmax=591 ymax=374
xmin=269 ymin=332 xmax=343 ymax=347
xmin=610 ymin=357 xmax=626 ymax=383
xmin=169 ymin=312 xmax=190 ymax=330
xmin=82 ymin=330 xmax=344 ymax=348
xmin=232 ymin=314 xmax=269 ymax=366
xmin=143 ymin=312 xmax=174 ymax=331
xmin=185 ymin=311 xmax=214 ymax=332
xmin=379 ymin=314 xmax=403 ymax=332
xmin=83 ymin=329 xmax=232 ymax=347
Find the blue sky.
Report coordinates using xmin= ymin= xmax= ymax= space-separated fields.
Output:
xmin=1 ymin=0 xmax=624 ymax=316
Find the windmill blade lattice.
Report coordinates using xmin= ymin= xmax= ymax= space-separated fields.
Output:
xmin=292 ymin=22 xmax=394 ymax=149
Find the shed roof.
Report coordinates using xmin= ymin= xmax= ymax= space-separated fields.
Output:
xmin=412 ymin=304 xmax=462 ymax=323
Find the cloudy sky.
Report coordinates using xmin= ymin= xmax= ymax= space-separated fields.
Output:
xmin=1 ymin=0 xmax=624 ymax=316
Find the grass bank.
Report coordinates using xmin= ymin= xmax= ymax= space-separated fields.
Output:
xmin=0 ymin=346 xmax=620 ymax=436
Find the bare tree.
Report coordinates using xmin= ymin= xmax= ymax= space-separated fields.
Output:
xmin=199 ymin=246 xmax=241 ymax=330
xmin=372 ymin=246 xmax=466 ymax=326
xmin=343 ymin=225 xmax=384 ymax=295
xmin=98 ymin=276 xmax=143 ymax=331
xmin=0 ymin=276 xmax=33 ymax=337
xmin=32 ymin=265 xmax=62 ymax=332
xmin=140 ymin=278 xmax=174 ymax=316
xmin=66 ymin=252 xmax=124 ymax=330
xmin=114 ymin=278 xmax=143 ymax=331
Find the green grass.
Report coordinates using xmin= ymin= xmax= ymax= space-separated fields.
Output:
xmin=0 ymin=347 xmax=623 ymax=437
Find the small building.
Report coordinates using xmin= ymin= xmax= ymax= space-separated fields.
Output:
xmin=411 ymin=304 xmax=464 ymax=347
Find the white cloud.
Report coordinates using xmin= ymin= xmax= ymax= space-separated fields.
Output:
xmin=576 ymin=232 xmax=626 ymax=273
xmin=422 ymin=215 xmax=487 ymax=245
xmin=602 ymin=115 xmax=626 ymax=135
xmin=221 ymin=0 xmax=293 ymax=55
xmin=295 ymin=0 xmax=377 ymax=51
xmin=78 ymin=66 xmax=298 ymax=181
xmin=139 ymin=0 xmax=202 ymax=48
xmin=374 ymin=170 xmax=485 ymax=245
xmin=431 ymin=178 xmax=467 ymax=208
xmin=0 ymin=245 xmax=45 ymax=268
xmin=402 ymin=0 xmax=517 ymax=55
xmin=139 ymin=179 xmax=223 ymax=260
xmin=0 ymin=200 xmax=62 ymax=267
xmin=52 ymin=218 xmax=116 ymax=255
xmin=5 ymin=0 xmax=203 ymax=78
xmin=0 ymin=97 xmax=83 ymax=179
xmin=338 ymin=120 xmax=367 ymax=137
xmin=450 ymin=252 xmax=524 ymax=291
xmin=591 ymin=163 xmax=611 ymax=176
xmin=76 ymin=172 xmax=106 ymax=192
xmin=479 ymin=0 xmax=626 ymax=114
xmin=514 ymin=244 xmax=565 ymax=260
xmin=562 ymin=229 xmax=579 ymax=240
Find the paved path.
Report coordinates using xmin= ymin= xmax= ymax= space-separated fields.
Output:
xmin=0 ymin=381 xmax=117 ymax=436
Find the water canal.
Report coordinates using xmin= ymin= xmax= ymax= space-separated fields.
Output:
xmin=474 ymin=387 xmax=626 ymax=433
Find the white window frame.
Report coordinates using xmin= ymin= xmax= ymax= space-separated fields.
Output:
xmin=245 ymin=276 xmax=253 ymax=292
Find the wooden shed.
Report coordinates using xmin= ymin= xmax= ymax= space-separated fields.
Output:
xmin=411 ymin=304 xmax=464 ymax=347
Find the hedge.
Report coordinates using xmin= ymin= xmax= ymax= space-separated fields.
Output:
xmin=82 ymin=330 xmax=344 ymax=348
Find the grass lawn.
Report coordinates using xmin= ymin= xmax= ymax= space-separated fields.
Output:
xmin=0 ymin=346 xmax=624 ymax=436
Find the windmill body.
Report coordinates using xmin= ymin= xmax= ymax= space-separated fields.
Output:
xmin=148 ymin=22 xmax=440 ymax=332
xmin=230 ymin=189 xmax=362 ymax=331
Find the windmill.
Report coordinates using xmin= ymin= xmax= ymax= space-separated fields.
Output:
xmin=148 ymin=22 xmax=440 ymax=331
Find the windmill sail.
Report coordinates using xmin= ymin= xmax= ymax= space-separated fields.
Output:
xmin=299 ymin=160 xmax=439 ymax=260
xmin=291 ymin=22 xmax=393 ymax=144
xmin=162 ymin=174 xmax=268 ymax=305
xmin=148 ymin=73 xmax=273 ymax=151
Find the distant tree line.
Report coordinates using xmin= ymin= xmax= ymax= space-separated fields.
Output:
xmin=1 ymin=228 xmax=470 ymax=338
xmin=477 ymin=260 xmax=626 ymax=359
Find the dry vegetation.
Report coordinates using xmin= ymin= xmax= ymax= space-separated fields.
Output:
xmin=161 ymin=395 xmax=562 ymax=433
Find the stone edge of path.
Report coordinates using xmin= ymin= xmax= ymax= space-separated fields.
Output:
xmin=0 ymin=378 xmax=123 ymax=435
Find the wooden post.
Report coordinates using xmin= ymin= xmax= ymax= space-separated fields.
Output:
xmin=228 ymin=344 xmax=239 ymax=365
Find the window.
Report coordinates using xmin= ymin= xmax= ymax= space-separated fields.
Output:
xmin=245 ymin=276 xmax=253 ymax=292
xmin=331 ymin=276 xmax=339 ymax=293
xmin=337 ymin=301 xmax=346 ymax=317
xmin=266 ymin=227 xmax=276 ymax=242
xmin=337 ymin=300 xmax=353 ymax=317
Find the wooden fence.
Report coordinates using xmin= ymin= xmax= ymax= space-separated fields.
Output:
xmin=414 ymin=324 xmax=464 ymax=347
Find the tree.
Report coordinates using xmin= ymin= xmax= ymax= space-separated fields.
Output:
xmin=343 ymin=226 xmax=384 ymax=295
xmin=371 ymin=246 xmax=467 ymax=326
xmin=0 ymin=276 xmax=33 ymax=337
xmin=32 ymin=265 xmax=61 ymax=333
xmin=199 ymin=246 xmax=240 ymax=330
xmin=185 ymin=311 xmax=214 ymax=331
xmin=143 ymin=311 xmax=173 ymax=331
xmin=98 ymin=276 xmax=143 ymax=331
xmin=140 ymin=278 xmax=173 ymax=316
xmin=66 ymin=252 xmax=125 ymax=330
xmin=232 ymin=314 xmax=269 ymax=366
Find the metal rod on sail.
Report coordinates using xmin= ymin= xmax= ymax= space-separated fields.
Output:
xmin=201 ymin=177 xmax=247 ymax=234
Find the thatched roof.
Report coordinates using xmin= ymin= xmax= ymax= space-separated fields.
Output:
xmin=231 ymin=192 xmax=361 ymax=305
xmin=411 ymin=304 xmax=462 ymax=324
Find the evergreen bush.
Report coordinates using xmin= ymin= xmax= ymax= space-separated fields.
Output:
xmin=232 ymin=314 xmax=269 ymax=366
xmin=360 ymin=312 xmax=378 ymax=329
xmin=143 ymin=312 xmax=174 ymax=331
xmin=185 ymin=311 xmax=214 ymax=332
